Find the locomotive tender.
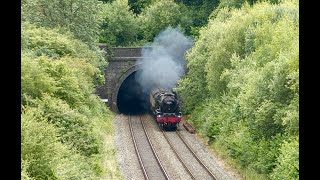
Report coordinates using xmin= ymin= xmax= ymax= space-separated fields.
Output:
xmin=149 ymin=87 xmax=182 ymax=130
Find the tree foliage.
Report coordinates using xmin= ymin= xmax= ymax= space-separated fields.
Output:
xmin=22 ymin=107 xmax=62 ymax=179
xmin=21 ymin=106 xmax=106 ymax=179
xmin=128 ymin=0 xmax=155 ymax=14
xmin=177 ymin=0 xmax=299 ymax=178
xmin=98 ymin=0 xmax=220 ymax=45
xmin=99 ymin=0 xmax=139 ymax=46
xmin=22 ymin=0 xmax=104 ymax=44
xmin=175 ymin=0 xmax=219 ymax=27
xmin=21 ymin=21 xmax=122 ymax=179
xmin=270 ymin=136 xmax=299 ymax=179
xmin=139 ymin=0 xmax=192 ymax=42
xmin=22 ymin=22 xmax=106 ymax=84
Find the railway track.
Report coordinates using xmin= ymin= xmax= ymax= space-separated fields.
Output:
xmin=162 ymin=130 xmax=217 ymax=180
xmin=129 ymin=115 xmax=170 ymax=180
xmin=129 ymin=114 xmax=217 ymax=180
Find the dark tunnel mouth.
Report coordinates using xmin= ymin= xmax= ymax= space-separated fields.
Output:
xmin=117 ymin=71 xmax=150 ymax=115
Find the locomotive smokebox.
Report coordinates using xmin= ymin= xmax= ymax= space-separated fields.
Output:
xmin=149 ymin=87 xmax=182 ymax=130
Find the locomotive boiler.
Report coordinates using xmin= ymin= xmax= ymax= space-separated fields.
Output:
xmin=149 ymin=87 xmax=182 ymax=130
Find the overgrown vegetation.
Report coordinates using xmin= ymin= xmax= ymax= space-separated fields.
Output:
xmin=98 ymin=0 xmax=219 ymax=46
xmin=22 ymin=0 xmax=104 ymax=45
xmin=177 ymin=0 xmax=299 ymax=179
xmin=21 ymin=1 xmax=122 ymax=178
xmin=99 ymin=0 xmax=140 ymax=46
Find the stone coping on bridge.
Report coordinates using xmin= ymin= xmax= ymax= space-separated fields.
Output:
xmin=98 ymin=44 xmax=152 ymax=58
xmin=110 ymin=57 xmax=152 ymax=61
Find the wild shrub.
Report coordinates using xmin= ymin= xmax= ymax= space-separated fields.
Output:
xmin=22 ymin=106 xmax=104 ymax=179
xmin=22 ymin=18 xmax=120 ymax=179
xmin=22 ymin=106 xmax=62 ymax=179
xmin=22 ymin=0 xmax=104 ymax=44
xmin=270 ymin=136 xmax=299 ymax=179
xmin=22 ymin=22 xmax=107 ymax=71
xmin=139 ymin=0 xmax=192 ymax=42
xmin=30 ymin=94 xmax=101 ymax=157
xmin=178 ymin=0 xmax=298 ymax=177
xmin=99 ymin=0 xmax=139 ymax=46
xmin=21 ymin=53 xmax=56 ymax=105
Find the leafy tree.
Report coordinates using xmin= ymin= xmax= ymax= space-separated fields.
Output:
xmin=175 ymin=0 xmax=219 ymax=27
xmin=210 ymin=0 xmax=282 ymax=20
xmin=139 ymin=0 xmax=192 ymax=42
xmin=21 ymin=106 xmax=103 ymax=179
xmin=22 ymin=0 xmax=104 ymax=44
xmin=99 ymin=0 xmax=140 ymax=46
xmin=22 ymin=22 xmax=106 ymax=85
xmin=99 ymin=0 xmax=114 ymax=2
xmin=128 ymin=0 xmax=155 ymax=14
xmin=178 ymin=0 xmax=299 ymax=177
xmin=21 ymin=159 xmax=34 ymax=180
xmin=176 ymin=40 xmax=209 ymax=113
xmin=21 ymin=17 xmax=121 ymax=179
xmin=21 ymin=53 xmax=56 ymax=105
xmin=22 ymin=107 xmax=63 ymax=179
xmin=270 ymin=136 xmax=299 ymax=179
xmin=32 ymin=94 xmax=101 ymax=157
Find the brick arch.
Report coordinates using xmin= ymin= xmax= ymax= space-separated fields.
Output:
xmin=112 ymin=63 xmax=143 ymax=113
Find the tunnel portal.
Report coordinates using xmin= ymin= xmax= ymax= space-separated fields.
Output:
xmin=117 ymin=71 xmax=150 ymax=115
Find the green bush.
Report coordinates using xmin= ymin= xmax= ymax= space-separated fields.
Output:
xmin=21 ymin=53 xmax=56 ymax=105
xmin=21 ymin=159 xmax=34 ymax=180
xmin=22 ymin=107 xmax=62 ymax=179
xmin=32 ymin=94 xmax=102 ymax=157
xmin=139 ymin=0 xmax=192 ymax=42
xmin=22 ymin=22 xmax=107 ymax=70
xmin=178 ymin=0 xmax=299 ymax=177
xmin=22 ymin=106 xmax=105 ymax=179
xmin=22 ymin=54 xmax=104 ymax=109
xmin=22 ymin=55 xmax=90 ymax=108
xmin=22 ymin=0 xmax=104 ymax=44
xmin=176 ymin=41 xmax=209 ymax=113
xmin=270 ymin=136 xmax=299 ymax=180
xmin=99 ymin=0 xmax=140 ymax=46
xmin=22 ymin=18 xmax=120 ymax=179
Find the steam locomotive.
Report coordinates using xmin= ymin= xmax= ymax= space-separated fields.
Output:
xmin=149 ymin=87 xmax=182 ymax=130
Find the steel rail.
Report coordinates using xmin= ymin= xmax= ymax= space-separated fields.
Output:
xmin=129 ymin=115 xmax=149 ymax=180
xmin=141 ymin=116 xmax=170 ymax=180
xmin=162 ymin=130 xmax=196 ymax=180
xmin=176 ymin=131 xmax=217 ymax=180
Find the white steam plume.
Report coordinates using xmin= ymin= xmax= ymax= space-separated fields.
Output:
xmin=135 ymin=27 xmax=193 ymax=91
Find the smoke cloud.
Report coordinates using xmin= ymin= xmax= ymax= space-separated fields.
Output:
xmin=135 ymin=27 xmax=193 ymax=92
